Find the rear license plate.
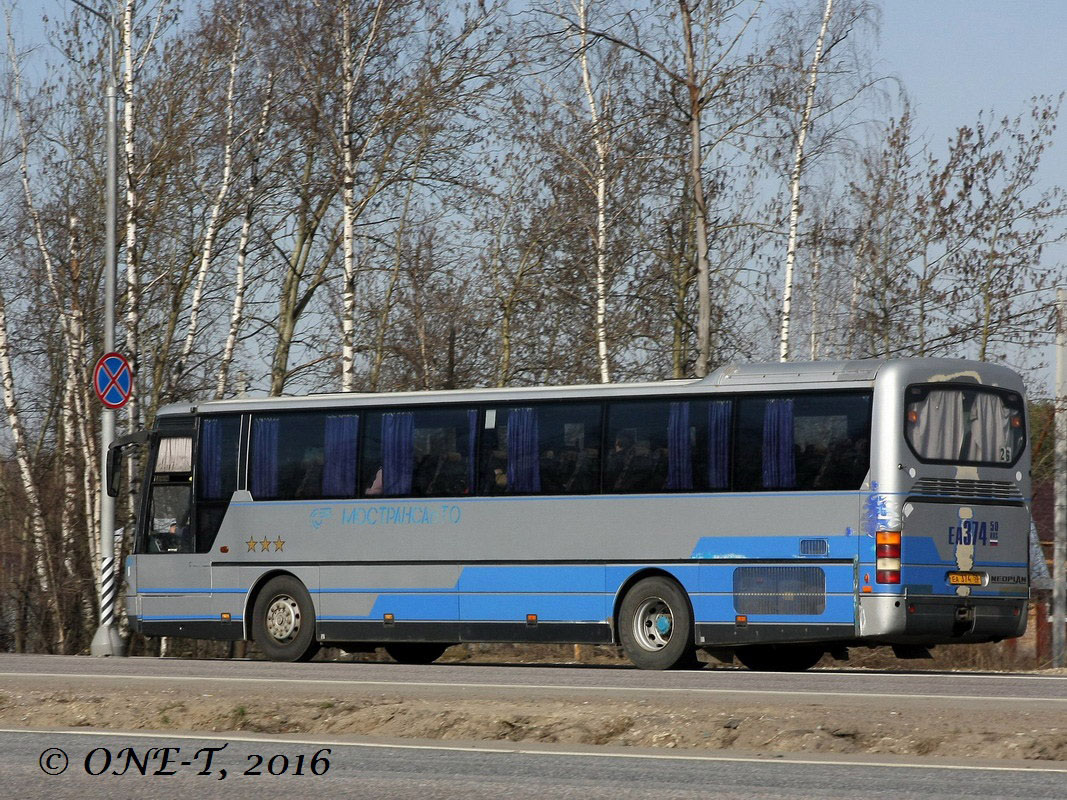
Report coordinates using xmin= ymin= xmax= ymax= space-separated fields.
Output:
xmin=947 ymin=571 xmax=984 ymax=586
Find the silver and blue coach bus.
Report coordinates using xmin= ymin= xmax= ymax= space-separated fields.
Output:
xmin=110 ymin=358 xmax=1031 ymax=670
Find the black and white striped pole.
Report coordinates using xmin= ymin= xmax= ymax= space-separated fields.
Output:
xmin=78 ymin=0 xmax=125 ymax=657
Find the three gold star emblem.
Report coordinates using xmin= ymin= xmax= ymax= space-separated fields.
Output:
xmin=245 ymin=536 xmax=286 ymax=552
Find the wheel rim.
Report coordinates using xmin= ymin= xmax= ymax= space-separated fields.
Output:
xmin=632 ymin=596 xmax=674 ymax=651
xmin=264 ymin=594 xmax=301 ymax=643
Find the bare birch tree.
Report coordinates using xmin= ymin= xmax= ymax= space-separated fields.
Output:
xmin=778 ymin=0 xmax=833 ymax=362
xmin=174 ymin=1 xmax=247 ymax=388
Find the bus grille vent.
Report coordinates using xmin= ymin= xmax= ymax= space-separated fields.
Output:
xmin=911 ymin=478 xmax=1022 ymax=500
xmin=799 ymin=539 xmax=829 ymax=556
xmin=732 ymin=567 xmax=826 ymax=615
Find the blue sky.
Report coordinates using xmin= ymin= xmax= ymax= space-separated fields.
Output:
xmin=879 ymin=2 xmax=1066 ymax=388
xmin=10 ymin=0 xmax=1067 ymax=386
xmin=880 ymin=1 xmax=1067 ymax=144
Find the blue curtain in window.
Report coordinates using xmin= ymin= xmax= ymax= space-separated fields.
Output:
xmin=200 ymin=418 xmax=223 ymax=499
xmin=666 ymin=402 xmax=693 ymax=491
xmin=382 ymin=412 xmax=414 ymax=495
xmin=467 ymin=410 xmax=477 ymax=494
xmin=251 ymin=417 xmax=279 ymax=498
xmin=323 ymin=414 xmax=358 ymax=497
xmin=507 ymin=408 xmax=541 ymax=493
xmin=763 ymin=398 xmax=796 ymax=489
xmin=707 ymin=401 xmax=731 ymax=489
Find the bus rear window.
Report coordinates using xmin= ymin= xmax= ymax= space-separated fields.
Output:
xmin=904 ymin=385 xmax=1025 ymax=466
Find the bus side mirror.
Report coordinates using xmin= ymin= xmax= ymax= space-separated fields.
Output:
xmin=106 ymin=444 xmax=123 ymax=498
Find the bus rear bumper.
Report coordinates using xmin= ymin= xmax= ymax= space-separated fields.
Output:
xmin=858 ymin=593 xmax=1027 ymax=644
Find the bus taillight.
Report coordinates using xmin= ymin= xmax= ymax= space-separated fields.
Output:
xmin=876 ymin=531 xmax=901 ymax=584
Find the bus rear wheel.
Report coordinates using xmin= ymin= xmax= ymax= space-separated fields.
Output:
xmin=384 ymin=643 xmax=451 ymax=664
xmin=735 ymin=644 xmax=824 ymax=672
xmin=252 ymin=576 xmax=320 ymax=662
xmin=618 ymin=576 xmax=699 ymax=670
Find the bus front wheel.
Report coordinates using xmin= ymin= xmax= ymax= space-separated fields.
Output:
xmin=618 ymin=576 xmax=699 ymax=670
xmin=252 ymin=576 xmax=320 ymax=662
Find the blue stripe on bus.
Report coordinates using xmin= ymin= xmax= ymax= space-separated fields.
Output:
xmin=141 ymin=561 xmax=860 ymax=599
xmin=690 ymin=535 xmax=858 ymax=560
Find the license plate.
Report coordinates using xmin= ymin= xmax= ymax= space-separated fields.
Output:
xmin=947 ymin=571 xmax=984 ymax=586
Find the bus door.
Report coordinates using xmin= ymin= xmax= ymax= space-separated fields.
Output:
xmin=900 ymin=385 xmax=1029 ymax=630
xmin=135 ymin=431 xmax=213 ymax=629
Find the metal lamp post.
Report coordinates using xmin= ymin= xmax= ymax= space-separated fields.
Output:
xmin=71 ymin=0 xmax=124 ymax=657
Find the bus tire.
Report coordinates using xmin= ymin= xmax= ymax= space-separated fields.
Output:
xmin=618 ymin=576 xmax=697 ymax=670
xmin=384 ymin=643 xmax=451 ymax=664
xmin=735 ymin=644 xmax=823 ymax=672
xmin=252 ymin=576 xmax=320 ymax=662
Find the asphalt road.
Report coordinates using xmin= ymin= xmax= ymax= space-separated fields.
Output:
xmin=5 ymin=728 xmax=1067 ymax=800
xmin=0 ymin=653 xmax=1064 ymax=707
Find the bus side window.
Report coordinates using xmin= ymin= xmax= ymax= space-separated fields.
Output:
xmin=604 ymin=400 xmax=711 ymax=493
xmin=360 ymin=408 xmax=477 ymax=498
xmin=196 ymin=415 xmax=241 ymax=551
xmin=248 ymin=412 xmax=358 ymax=502
xmin=734 ymin=393 xmax=872 ymax=493
xmin=480 ymin=403 xmax=601 ymax=496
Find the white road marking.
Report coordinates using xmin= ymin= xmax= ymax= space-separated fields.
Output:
xmin=1 ymin=727 xmax=1065 ymax=774
xmin=0 ymin=671 xmax=1064 ymax=704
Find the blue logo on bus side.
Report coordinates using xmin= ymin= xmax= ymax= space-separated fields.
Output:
xmin=310 ymin=508 xmax=333 ymax=530
xmin=864 ymin=482 xmax=890 ymax=536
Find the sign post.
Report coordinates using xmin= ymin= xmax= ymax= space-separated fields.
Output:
xmin=91 ymin=352 xmax=130 ymax=658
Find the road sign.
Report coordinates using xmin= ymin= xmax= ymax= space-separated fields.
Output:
xmin=93 ymin=352 xmax=133 ymax=409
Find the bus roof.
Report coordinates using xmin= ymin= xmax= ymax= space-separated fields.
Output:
xmin=156 ymin=357 xmax=1022 ymax=418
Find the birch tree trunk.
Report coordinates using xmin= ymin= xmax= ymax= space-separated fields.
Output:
xmin=779 ymin=0 xmax=834 ymax=362
xmin=679 ymin=0 xmax=712 ymax=378
xmin=121 ymin=0 xmax=144 ymax=534
xmin=809 ymin=239 xmax=820 ymax=359
xmin=0 ymin=289 xmax=64 ymax=650
xmin=176 ymin=3 xmax=246 ymax=389
xmin=9 ymin=27 xmax=82 ymax=600
xmin=575 ymin=0 xmax=611 ymax=383
xmin=64 ymin=219 xmax=101 ymax=576
xmin=340 ymin=0 xmax=387 ymax=391
xmin=216 ymin=76 xmax=273 ymax=400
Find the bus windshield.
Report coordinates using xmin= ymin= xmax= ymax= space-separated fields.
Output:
xmin=904 ymin=385 xmax=1025 ymax=466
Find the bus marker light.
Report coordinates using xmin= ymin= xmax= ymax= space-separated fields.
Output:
xmin=735 ymin=615 xmax=748 ymax=627
xmin=907 ymin=604 xmax=916 ymax=614
xmin=526 ymin=614 xmax=537 ymax=626
xmin=219 ymin=546 xmax=229 ymax=553
xmin=221 ymin=613 xmax=231 ymax=622
xmin=862 ymin=586 xmax=872 ymax=593
xmin=863 ymin=573 xmax=870 ymax=583
xmin=383 ymin=614 xmax=395 ymax=625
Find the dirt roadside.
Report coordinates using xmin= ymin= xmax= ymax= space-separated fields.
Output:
xmin=2 ymin=673 xmax=1065 ymax=763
